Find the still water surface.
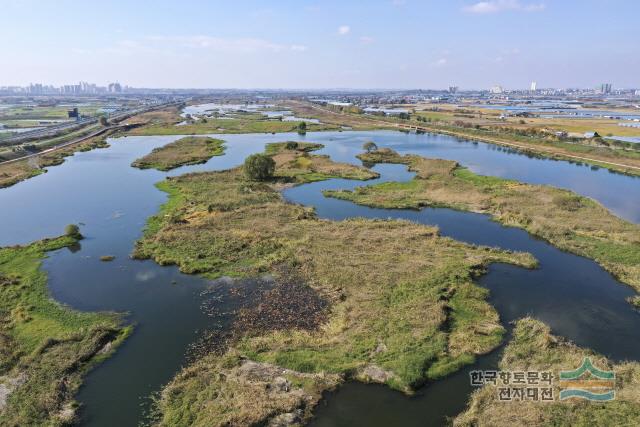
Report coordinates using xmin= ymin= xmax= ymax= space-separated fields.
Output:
xmin=0 ymin=130 xmax=638 ymax=426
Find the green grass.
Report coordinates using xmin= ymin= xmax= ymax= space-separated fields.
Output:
xmin=325 ymin=149 xmax=640 ymax=298
xmin=0 ymin=233 xmax=127 ymax=425
xmin=131 ymin=136 xmax=225 ymax=171
xmin=137 ymin=146 xmax=536 ymax=425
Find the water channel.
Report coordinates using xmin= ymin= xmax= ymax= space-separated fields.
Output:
xmin=0 ymin=130 xmax=638 ymax=426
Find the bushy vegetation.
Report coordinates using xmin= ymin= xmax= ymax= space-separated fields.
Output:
xmin=64 ymin=224 xmax=81 ymax=238
xmin=244 ymin=153 xmax=276 ymax=181
xmin=363 ymin=141 xmax=378 ymax=152
xmin=297 ymin=121 xmax=307 ymax=135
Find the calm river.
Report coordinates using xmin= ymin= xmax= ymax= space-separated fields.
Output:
xmin=0 ymin=130 xmax=638 ymax=426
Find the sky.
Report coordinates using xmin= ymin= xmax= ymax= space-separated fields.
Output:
xmin=1 ymin=0 xmax=638 ymax=90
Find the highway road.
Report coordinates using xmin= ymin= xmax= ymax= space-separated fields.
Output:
xmin=0 ymin=102 xmax=171 ymax=146
xmin=0 ymin=102 xmax=179 ymax=166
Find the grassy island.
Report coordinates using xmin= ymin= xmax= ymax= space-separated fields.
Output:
xmin=131 ymin=136 xmax=225 ymax=171
xmin=134 ymin=142 xmax=535 ymax=426
xmin=267 ymin=141 xmax=380 ymax=182
xmin=0 ymin=232 xmax=128 ymax=426
xmin=454 ymin=318 xmax=640 ymax=426
xmin=324 ymin=148 xmax=640 ymax=296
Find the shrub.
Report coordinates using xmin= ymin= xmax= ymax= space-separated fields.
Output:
xmin=297 ymin=121 xmax=307 ymax=135
xmin=552 ymin=194 xmax=583 ymax=211
xmin=285 ymin=141 xmax=298 ymax=150
xmin=244 ymin=154 xmax=276 ymax=181
xmin=64 ymin=224 xmax=82 ymax=238
xmin=363 ymin=141 xmax=378 ymax=153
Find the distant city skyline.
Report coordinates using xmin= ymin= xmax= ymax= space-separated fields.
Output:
xmin=2 ymin=0 xmax=639 ymax=89
xmin=3 ymin=80 xmax=636 ymax=92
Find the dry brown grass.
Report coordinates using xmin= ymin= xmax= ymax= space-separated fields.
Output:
xmin=283 ymin=100 xmax=391 ymax=130
xmin=124 ymin=106 xmax=183 ymax=126
xmin=454 ymin=318 xmax=640 ymax=427
xmin=159 ymin=355 xmax=341 ymax=427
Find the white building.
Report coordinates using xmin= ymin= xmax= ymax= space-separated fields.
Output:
xmin=530 ymin=81 xmax=537 ymax=91
xmin=490 ymin=85 xmax=504 ymax=94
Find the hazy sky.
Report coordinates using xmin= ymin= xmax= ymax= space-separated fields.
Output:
xmin=2 ymin=0 xmax=638 ymax=89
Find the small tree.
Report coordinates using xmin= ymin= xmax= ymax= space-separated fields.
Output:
xmin=363 ymin=141 xmax=378 ymax=153
xmin=64 ymin=224 xmax=82 ymax=238
xmin=297 ymin=121 xmax=307 ymax=135
xmin=244 ymin=154 xmax=275 ymax=181
xmin=285 ymin=141 xmax=298 ymax=150
xmin=99 ymin=116 xmax=109 ymax=126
